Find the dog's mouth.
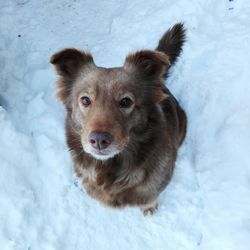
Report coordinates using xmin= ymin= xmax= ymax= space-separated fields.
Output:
xmin=83 ymin=143 xmax=121 ymax=160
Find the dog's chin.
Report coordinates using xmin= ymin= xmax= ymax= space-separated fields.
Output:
xmin=83 ymin=144 xmax=121 ymax=161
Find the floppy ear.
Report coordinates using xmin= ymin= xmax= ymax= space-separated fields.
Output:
xmin=50 ymin=48 xmax=94 ymax=77
xmin=124 ymin=50 xmax=170 ymax=78
xmin=152 ymin=88 xmax=169 ymax=102
xmin=50 ymin=48 xmax=94 ymax=102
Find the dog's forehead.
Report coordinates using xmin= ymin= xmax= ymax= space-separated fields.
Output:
xmin=93 ymin=67 xmax=131 ymax=86
xmin=76 ymin=67 xmax=134 ymax=92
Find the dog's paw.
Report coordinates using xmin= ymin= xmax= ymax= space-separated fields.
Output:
xmin=141 ymin=201 xmax=158 ymax=217
xmin=110 ymin=197 xmax=123 ymax=208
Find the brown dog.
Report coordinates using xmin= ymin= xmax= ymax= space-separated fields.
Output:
xmin=50 ymin=23 xmax=187 ymax=216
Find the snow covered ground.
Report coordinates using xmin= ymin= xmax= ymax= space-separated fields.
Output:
xmin=0 ymin=0 xmax=250 ymax=249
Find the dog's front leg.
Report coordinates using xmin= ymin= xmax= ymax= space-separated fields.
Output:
xmin=140 ymin=200 xmax=158 ymax=216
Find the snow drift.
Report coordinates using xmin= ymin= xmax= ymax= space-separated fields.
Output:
xmin=0 ymin=0 xmax=250 ymax=249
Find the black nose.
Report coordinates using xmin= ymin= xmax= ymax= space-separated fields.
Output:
xmin=88 ymin=132 xmax=113 ymax=150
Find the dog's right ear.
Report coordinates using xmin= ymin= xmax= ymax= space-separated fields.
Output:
xmin=50 ymin=48 xmax=94 ymax=77
xmin=50 ymin=48 xmax=94 ymax=102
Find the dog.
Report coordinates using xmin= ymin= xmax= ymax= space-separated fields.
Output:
xmin=50 ymin=23 xmax=187 ymax=216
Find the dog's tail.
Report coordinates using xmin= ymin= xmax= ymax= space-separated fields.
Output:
xmin=156 ymin=23 xmax=185 ymax=70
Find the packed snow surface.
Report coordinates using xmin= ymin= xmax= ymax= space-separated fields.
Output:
xmin=0 ymin=0 xmax=250 ymax=249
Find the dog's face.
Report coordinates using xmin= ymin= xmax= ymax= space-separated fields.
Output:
xmin=51 ymin=49 xmax=170 ymax=160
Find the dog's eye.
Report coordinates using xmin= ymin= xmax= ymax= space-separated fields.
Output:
xmin=81 ymin=96 xmax=91 ymax=107
xmin=119 ymin=97 xmax=133 ymax=108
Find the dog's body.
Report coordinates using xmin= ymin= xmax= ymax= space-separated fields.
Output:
xmin=51 ymin=23 xmax=187 ymax=215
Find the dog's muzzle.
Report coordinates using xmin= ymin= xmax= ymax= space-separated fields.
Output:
xmin=83 ymin=131 xmax=120 ymax=160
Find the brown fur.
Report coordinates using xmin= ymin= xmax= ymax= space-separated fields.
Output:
xmin=50 ymin=23 xmax=187 ymax=215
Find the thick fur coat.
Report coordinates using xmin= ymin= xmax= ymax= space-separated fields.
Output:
xmin=50 ymin=23 xmax=187 ymax=215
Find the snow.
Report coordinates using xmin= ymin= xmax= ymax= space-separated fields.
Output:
xmin=0 ymin=0 xmax=250 ymax=249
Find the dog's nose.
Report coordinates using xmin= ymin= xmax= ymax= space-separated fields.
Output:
xmin=88 ymin=132 xmax=113 ymax=150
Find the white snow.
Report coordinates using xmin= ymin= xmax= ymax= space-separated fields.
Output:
xmin=0 ymin=0 xmax=250 ymax=249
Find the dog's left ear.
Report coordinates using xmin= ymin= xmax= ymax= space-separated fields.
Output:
xmin=124 ymin=50 xmax=169 ymax=102
xmin=124 ymin=50 xmax=170 ymax=78
xmin=152 ymin=87 xmax=169 ymax=102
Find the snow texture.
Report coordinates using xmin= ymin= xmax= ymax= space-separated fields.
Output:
xmin=0 ymin=0 xmax=250 ymax=249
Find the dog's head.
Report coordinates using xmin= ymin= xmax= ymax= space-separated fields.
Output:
xmin=50 ymin=49 xmax=170 ymax=160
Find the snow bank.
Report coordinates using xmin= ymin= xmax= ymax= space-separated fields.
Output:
xmin=0 ymin=0 xmax=250 ymax=249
